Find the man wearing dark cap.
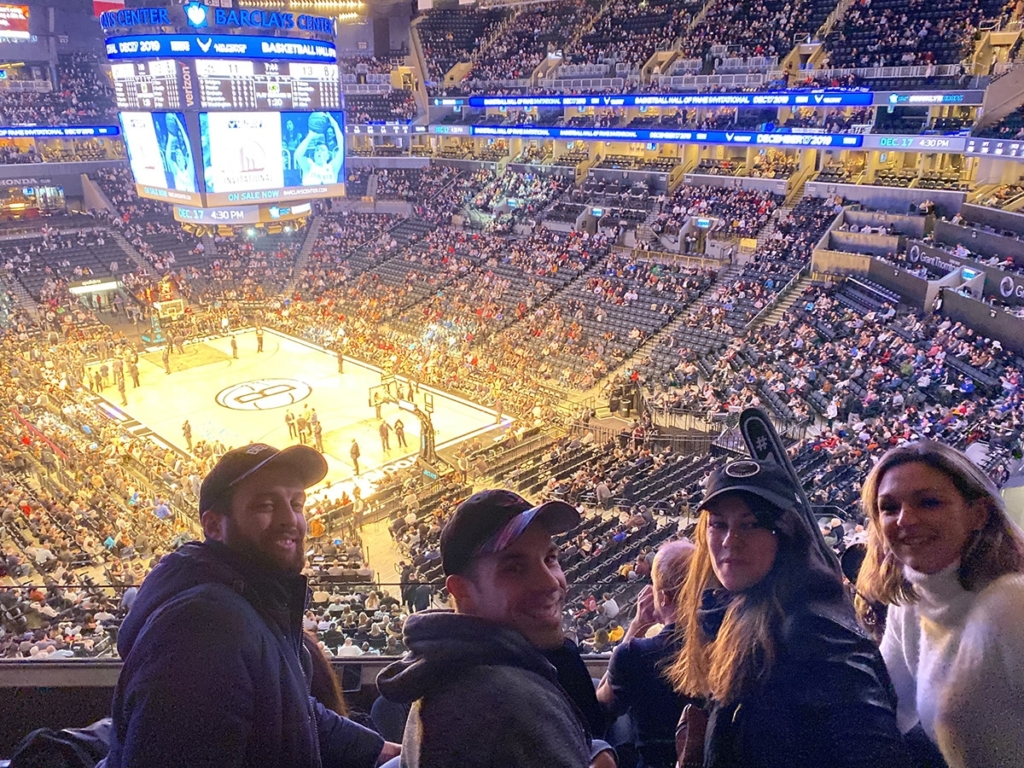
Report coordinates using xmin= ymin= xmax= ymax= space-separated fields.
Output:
xmin=377 ymin=489 xmax=616 ymax=768
xmin=101 ymin=443 xmax=399 ymax=768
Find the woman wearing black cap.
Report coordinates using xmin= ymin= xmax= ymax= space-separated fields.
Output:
xmin=667 ymin=459 xmax=908 ymax=768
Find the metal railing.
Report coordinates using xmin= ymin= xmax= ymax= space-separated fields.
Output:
xmin=651 ymin=72 xmax=768 ymax=89
xmin=0 ymin=79 xmax=51 ymax=93
xmin=778 ymin=63 xmax=964 ymax=81
xmin=745 ymin=264 xmax=808 ymax=330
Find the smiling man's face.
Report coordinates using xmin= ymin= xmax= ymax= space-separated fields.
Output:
xmin=213 ymin=464 xmax=308 ymax=573
xmin=448 ymin=521 xmax=567 ymax=649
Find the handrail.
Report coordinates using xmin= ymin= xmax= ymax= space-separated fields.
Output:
xmin=745 ymin=264 xmax=807 ymax=330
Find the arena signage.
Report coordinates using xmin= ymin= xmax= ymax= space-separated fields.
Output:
xmin=878 ymin=91 xmax=985 ymax=106
xmin=464 ymin=125 xmax=863 ymax=148
xmin=182 ymin=3 xmax=335 ymax=35
xmin=99 ymin=7 xmax=170 ymax=30
xmin=907 ymin=242 xmax=962 ymax=275
xmin=104 ymin=34 xmax=337 ymax=62
xmin=863 ymin=135 xmax=968 ymax=153
xmin=999 ymin=275 xmax=1024 ymax=300
xmin=964 ymin=138 xmax=1024 ymax=159
xmin=908 ymin=240 xmax=1024 ymax=307
xmin=467 ymin=91 xmax=875 ymax=109
xmin=0 ymin=125 xmax=119 ymax=138
xmin=174 ymin=204 xmax=260 ymax=224
xmin=346 ymin=124 xmax=425 ymax=135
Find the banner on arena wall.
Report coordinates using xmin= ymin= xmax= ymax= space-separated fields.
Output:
xmin=467 ymin=91 xmax=876 ymax=109
xmin=92 ymin=0 xmax=124 ymax=19
xmin=460 ymin=91 xmax=984 ymax=110
xmin=0 ymin=4 xmax=29 ymax=39
xmin=906 ymin=240 xmax=1024 ymax=307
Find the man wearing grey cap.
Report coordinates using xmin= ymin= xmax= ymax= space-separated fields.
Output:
xmin=101 ymin=443 xmax=399 ymax=768
xmin=377 ymin=489 xmax=616 ymax=768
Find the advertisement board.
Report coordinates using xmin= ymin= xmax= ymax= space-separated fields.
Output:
xmin=173 ymin=200 xmax=312 ymax=224
xmin=466 ymin=91 xmax=875 ymax=109
xmin=0 ymin=125 xmax=119 ymax=138
xmin=199 ymin=109 xmax=345 ymax=205
xmin=0 ymin=4 xmax=29 ymax=39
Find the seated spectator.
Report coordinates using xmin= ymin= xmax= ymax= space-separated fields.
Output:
xmin=597 ymin=540 xmax=696 ymax=768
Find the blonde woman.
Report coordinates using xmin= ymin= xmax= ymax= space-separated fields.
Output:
xmin=858 ymin=440 xmax=1024 ymax=768
xmin=669 ymin=459 xmax=907 ymax=768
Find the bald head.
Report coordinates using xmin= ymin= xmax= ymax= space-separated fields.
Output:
xmin=652 ymin=539 xmax=695 ymax=624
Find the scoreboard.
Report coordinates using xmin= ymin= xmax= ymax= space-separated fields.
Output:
xmin=105 ymin=10 xmax=346 ymax=210
xmin=193 ymin=60 xmax=340 ymax=111
xmin=112 ymin=58 xmax=341 ymax=111
xmin=112 ymin=60 xmax=184 ymax=110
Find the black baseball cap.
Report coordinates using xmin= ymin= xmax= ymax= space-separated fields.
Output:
xmin=700 ymin=459 xmax=802 ymax=516
xmin=441 ymin=489 xmax=580 ymax=576
xmin=199 ymin=443 xmax=328 ymax=515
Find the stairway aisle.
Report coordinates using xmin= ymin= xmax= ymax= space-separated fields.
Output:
xmin=590 ymin=261 xmax=744 ymax=403
xmin=280 ymin=216 xmax=323 ymax=296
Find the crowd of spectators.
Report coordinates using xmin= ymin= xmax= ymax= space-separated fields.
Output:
xmin=338 ymin=52 xmax=409 ymax=76
xmin=0 ymin=55 xmax=117 ymax=126
xmin=974 ymin=103 xmax=1024 ymax=139
xmin=649 ymin=185 xmax=781 ymax=241
xmin=465 ymin=169 xmax=571 ymax=233
xmin=345 ymin=92 xmax=418 ymax=124
xmin=466 ymin=0 xmax=593 ymax=82
xmin=823 ymin=0 xmax=1010 ymax=69
xmin=566 ymin=0 xmax=699 ymax=70
xmin=678 ymin=0 xmax=835 ymax=63
xmin=416 ymin=6 xmax=510 ymax=86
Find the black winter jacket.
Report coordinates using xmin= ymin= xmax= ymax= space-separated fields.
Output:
xmin=700 ymin=589 xmax=910 ymax=768
xmin=101 ymin=540 xmax=384 ymax=768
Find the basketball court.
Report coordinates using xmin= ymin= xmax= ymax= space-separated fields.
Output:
xmin=88 ymin=328 xmax=503 ymax=502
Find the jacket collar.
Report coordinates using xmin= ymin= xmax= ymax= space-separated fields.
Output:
xmin=203 ymin=540 xmax=309 ymax=641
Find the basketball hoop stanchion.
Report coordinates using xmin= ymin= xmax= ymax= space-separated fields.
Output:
xmin=368 ymin=381 xmax=438 ymax=464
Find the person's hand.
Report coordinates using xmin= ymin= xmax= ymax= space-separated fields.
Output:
xmin=376 ymin=741 xmax=401 ymax=766
xmin=630 ymin=584 xmax=657 ymax=636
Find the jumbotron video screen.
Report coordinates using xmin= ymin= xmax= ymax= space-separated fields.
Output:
xmin=104 ymin=3 xmax=345 ymax=208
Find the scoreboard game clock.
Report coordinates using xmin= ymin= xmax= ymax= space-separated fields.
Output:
xmin=193 ymin=60 xmax=341 ymax=111
xmin=111 ymin=60 xmax=184 ymax=111
xmin=111 ymin=58 xmax=341 ymax=112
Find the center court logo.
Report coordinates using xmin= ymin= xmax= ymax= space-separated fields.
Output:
xmin=216 ymin=379 xmax=311 ymax=410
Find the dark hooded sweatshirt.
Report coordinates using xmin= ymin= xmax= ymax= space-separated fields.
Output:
xmin=101 ymin=540 xmax=384 ymax=768
xmin=376 ymin=610 xmax=590 ymax=768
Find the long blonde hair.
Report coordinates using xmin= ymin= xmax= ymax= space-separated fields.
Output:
xmin=857 ymin=440 xmax=1024 ymax=610
xmin=667 ymin=492 xmax=842 ymax=704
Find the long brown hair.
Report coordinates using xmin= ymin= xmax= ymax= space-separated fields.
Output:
xmin=857 ymin=440 xmax=1024 ymax=611
xmin=303 ymin=631 xmax=349 ymax=716
xmin=667 ymin=492 xmax=843 ymax=705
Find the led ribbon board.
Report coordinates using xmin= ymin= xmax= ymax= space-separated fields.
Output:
xmin=459 ymin=125 xmax=864 ymax=148
xmin=467 ymin=91 xmax=876 ymax=108
xmin=0 ymin=125 xmax=120 ymax=138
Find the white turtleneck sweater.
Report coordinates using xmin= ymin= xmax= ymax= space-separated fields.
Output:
xmin=881 ymin=561 xmax=1024 ymax=768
